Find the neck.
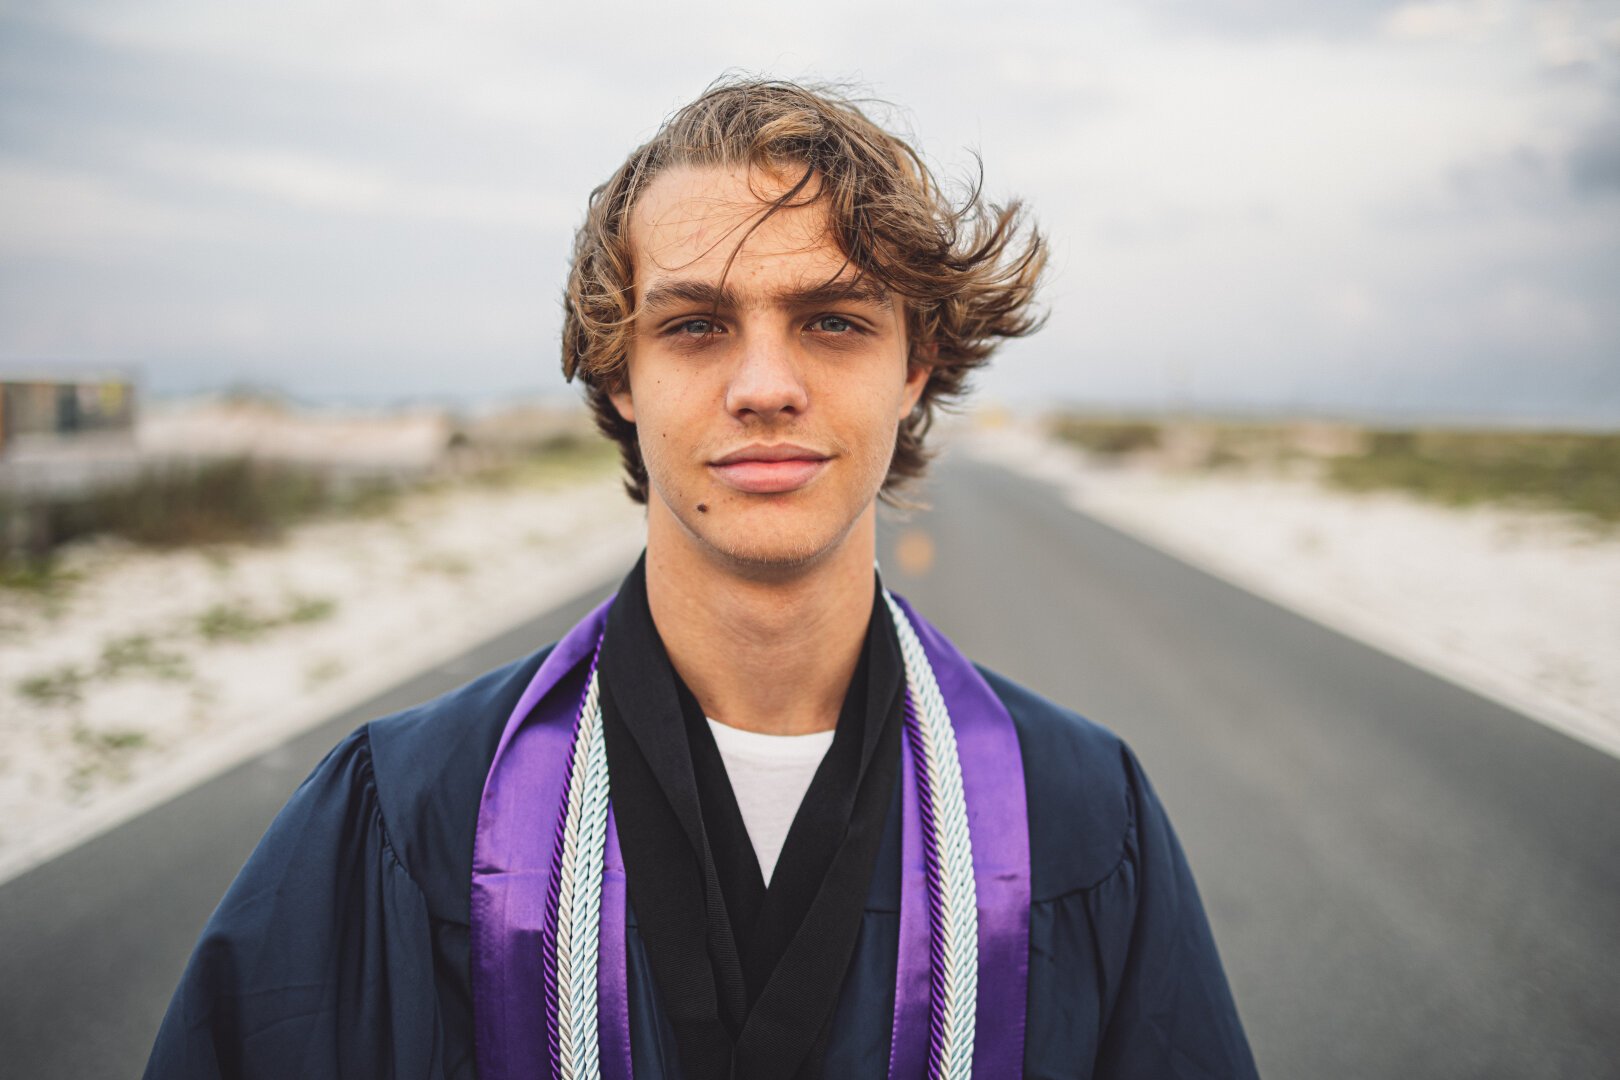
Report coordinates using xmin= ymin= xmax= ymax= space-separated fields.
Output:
xmin=644 ymin=504 xmax=877 ymax=737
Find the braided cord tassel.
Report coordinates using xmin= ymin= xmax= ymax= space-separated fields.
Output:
xmin=547 ymin=639 xmax=609 ymax=1080
xmin=885 ymin=591 xmax=979 ymax=1080
xmin=557 ymin=665 xmax=611 ymax=1080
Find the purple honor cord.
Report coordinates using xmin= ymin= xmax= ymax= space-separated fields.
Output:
xmin=471 ymin=597 xmax=627 ymax=1080
xmin=471 ymin=592 xmax=1029 ymax=1079
xmin=888 ymin=592 xmax=1031 ymax=1078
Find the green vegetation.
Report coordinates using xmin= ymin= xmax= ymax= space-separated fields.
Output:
xmin=1048 ymin=412 xmax=1620 ymax=524
xmin=304 ymin=656 xmax=345 ymax=688
xmin=0 ymin=457 xmax=403 ymax=583
xmin=196 ymin=593 xmax=338 ymax=642
xmin=75 ymin=727 xmax=149 ymax=753
xmin=16 ymin=664 xmax=89 ymax=706
xmin=414 ymin=552 xmax=472 ymax=577
xmin=67 ymin=723 xmax=152 ymax=791
xmin=1 ymin=434 xmax=617 ymax=582
xmin=0 ymin=555 xmax=80 ymax=594
xmin=51 ymin=458 xmax=333 ymax=546
xmin=470 ymin=434 xmax=619 ymax=490
xmin=99 ymin=633 xmax=190 ymax=680
xmin=195 ymin=601 xmax=277 ymax=643
xmin=1048 ymin=417 xmax=1162 ymax=456
xmin=286 ymin=594 xmax=338 ymax=624
xmin=17 ymin=634 xmax=193 ymax=711
xmin=1325 ymin=429 xmax=1620 ymax=523
xmin=1201 ymin=423 xmax=1313 ymax=470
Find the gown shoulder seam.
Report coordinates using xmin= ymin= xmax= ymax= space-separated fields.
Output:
xmin=1034 ymin=741 xmax=1144 ymax=903
xmin=1033 ymin=843 xmax=1130 ymax=905
xmin=355 ymin=721 xmax=427 ymax=891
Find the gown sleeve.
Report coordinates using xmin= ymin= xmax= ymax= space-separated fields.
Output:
xmin=142 ymin=727 xmax=444 ymax=1080
xmin=1090 ymin=748 xmax=1260 ymax=1080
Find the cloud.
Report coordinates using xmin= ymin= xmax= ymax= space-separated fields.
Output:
xmin=127 ymin=141 xmax=576 ymax=231
xmin=1531 ymin=0 xmax=1614 ymax=76
xmin=1142 ymin=0 xmax=1409 ymax=39
xmin=1568 ymin=124 xmax=1620 ymax=194
xmin=0 ymin=162 xmax=253 ymax=256
xmin=1381 ymin=0 xmax=1507 ymax=42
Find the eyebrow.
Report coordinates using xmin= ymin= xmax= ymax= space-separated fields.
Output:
xmin=638 ymin=276 xmax=894 ymax=317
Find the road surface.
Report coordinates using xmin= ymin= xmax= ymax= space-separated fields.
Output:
xmin=2 ymin=456 xmax=1617 ymax=1078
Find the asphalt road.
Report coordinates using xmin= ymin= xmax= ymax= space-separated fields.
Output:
xmin=3 ymin=457 xmax=1618 ymax=1078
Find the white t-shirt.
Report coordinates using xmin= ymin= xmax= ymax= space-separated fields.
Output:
xmin=705 ymin=718 xmax=835 ymax=886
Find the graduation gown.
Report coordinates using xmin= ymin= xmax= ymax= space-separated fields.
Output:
xmin=144 ymin=590 xmax=1257 ymax=1079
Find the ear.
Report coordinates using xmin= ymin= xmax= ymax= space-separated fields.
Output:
xmin=608 ymin=384 xmax=635 ymax=425
xmin=900 ymin=355 xmax=931 ymax=419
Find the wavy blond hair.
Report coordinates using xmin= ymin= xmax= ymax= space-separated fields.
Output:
xmin=562 ymin=77 xmax=1047 ymax=504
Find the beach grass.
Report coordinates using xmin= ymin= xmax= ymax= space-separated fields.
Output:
xmin=0 ymin=435 xmax=617 ymax=580
xmin=1048 ymin=416 xmax=1162 ymax=456
xmin=467 ymin=433 xmax=619 ymax=489
xmin=0 ymin=458 xmax=387 ymax=578
xmin=1048 ymin=414 xmax=1620 ymax=523
xmin=1325 ymin=429 xmax=1620 ymax=522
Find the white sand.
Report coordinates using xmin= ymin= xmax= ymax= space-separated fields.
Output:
xmin=964 ymin=425 xmax=1620 ymax=760
xmin=0 ymin=472 xmax=645 ymax=883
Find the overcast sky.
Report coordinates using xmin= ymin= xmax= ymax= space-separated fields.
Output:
xmin=2 ymin=0 xmax=1617 ymax=422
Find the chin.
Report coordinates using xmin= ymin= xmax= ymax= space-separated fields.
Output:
xmin=679 ymin=496 xmax=866 ymax=573
xmin=699 ymin=517 xmax=846 ymax=571
xmin=645 ymin=458 xmax=884 ymax=573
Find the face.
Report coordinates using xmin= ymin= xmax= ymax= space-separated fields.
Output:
xmin=610 ymin=164 xmax=929 ymax=571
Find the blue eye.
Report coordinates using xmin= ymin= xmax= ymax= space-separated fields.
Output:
xmin=674 ymin=318 xmax=717 ymax=336
xmin=811 ymin=315 xmax=853 ymax=333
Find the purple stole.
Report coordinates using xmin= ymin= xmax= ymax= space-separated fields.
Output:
xmin=470 ymin=593 xmax=1030 ymax=1079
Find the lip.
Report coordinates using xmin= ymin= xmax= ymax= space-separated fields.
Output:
xmin=709 ymin=443 xmax=831 ymax=494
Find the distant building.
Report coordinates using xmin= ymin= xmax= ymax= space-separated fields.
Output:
xmin=0 ymin=373 xmax=137 ymax=450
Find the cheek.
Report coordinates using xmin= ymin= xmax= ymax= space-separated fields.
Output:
xmin=845 ymin=384 xmax=908 ymax=478
xmin=632 ymin=382 xmax=702 ymax=481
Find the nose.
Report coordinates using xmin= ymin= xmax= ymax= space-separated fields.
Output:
xmin=725 ymin=327 xmax=809 ymax=422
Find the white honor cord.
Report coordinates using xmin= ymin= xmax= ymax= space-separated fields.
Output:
xmin=883 ymin=589 xmax=979 ymax=1080
xmin=554 ymin=666 xmax=610 ymax=1080
xmin=551 ymin=597 xmax=979 ymax=1080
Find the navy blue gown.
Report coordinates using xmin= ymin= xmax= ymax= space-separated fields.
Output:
xmin=143 ymin=644 xmax=1258 ymax=1079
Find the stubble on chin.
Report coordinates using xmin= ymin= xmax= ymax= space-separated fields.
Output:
xmin=712 ymin=517 xmax=854 ymax=572
xmin=655 ymin=489 xmax=852 ymax=574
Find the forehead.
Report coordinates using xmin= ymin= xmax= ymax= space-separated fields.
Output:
xmin=627 ymin=164 xmax=849 ymax=294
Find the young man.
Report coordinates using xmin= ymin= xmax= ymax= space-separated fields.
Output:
xmin=146 ymin=80 xmax=1257 ymax=1079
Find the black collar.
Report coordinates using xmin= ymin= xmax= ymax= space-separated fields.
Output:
xmin=598 ymin=554 xmax=904 ymax=1080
